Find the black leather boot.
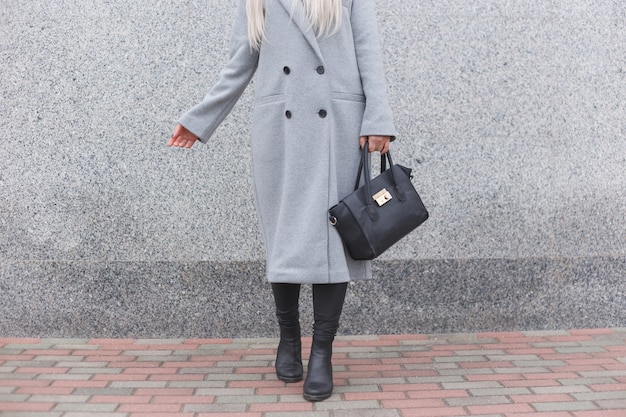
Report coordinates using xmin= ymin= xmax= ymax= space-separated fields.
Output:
xmin=302 ymin=282 xmax=347 ymax=402
xmin=271 ymin=283 xmax=303 ymax=382
xmin=303 ymin=337 xmax=333 ymax=401
xmin=275 ymin=324 xmax=303 ymax=382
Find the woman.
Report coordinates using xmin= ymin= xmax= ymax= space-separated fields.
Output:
xmin=168 ymin=0 xmax=396 ymax=401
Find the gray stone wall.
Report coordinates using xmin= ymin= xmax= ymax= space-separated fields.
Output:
xmin=1 ymin=1 xmax=624 ymax=337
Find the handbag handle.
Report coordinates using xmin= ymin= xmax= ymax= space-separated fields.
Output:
xmin=354 ymin=141 xmax=403 ymax=193
xmin=354 ymin=143 xmax=386 ymax=190
xmin=354 ymin=140 xmax=404 ymax=221
xmin=381 ymin=151 xmax=406 ymax=201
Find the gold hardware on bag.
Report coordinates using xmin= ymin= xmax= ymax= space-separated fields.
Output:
xmin=373 ymin=188 xmax=392 ymax=206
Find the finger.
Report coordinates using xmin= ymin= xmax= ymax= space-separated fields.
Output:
xmin=184 ymin=138 xmax=196 ymax=148
xmin=174 ymin=136 xmax=187 ymax=148
xmin=369 ymin=139 xmax=377 ymax=153
xmin=359 ymin=136 xmax=367 ymax=149
xmin=169 ymin=126 xmax=184 ymax=146
xmin=379 ymin=138 xmax=388 ymax=154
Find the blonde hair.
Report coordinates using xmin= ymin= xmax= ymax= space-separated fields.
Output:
xmin=246 ymin=0 xmax=343 ymax=50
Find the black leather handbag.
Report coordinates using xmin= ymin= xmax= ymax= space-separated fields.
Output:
xmin=329 ymin=141 xmax=429 ymax=260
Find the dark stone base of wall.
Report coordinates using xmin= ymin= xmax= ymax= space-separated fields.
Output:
xmin=1 ymin=257 xmax=624 ymax=338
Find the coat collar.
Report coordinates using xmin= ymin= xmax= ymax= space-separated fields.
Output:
xmin=275 ymin=0 xmax=326 ymax=65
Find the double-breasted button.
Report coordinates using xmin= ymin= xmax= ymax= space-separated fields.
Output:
xmin=285 ymin=110 xmax=292 ymax=119
xmin=283 ymin=66 xmax=291 ymax=74
xmin=316 ymin=66 xmax=325 ymax=74
xmin=318 ymin=109 xmax=327 ymax=118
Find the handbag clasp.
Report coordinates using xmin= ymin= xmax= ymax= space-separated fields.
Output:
xmin=373 ymin=188 xmax=392 ymax=206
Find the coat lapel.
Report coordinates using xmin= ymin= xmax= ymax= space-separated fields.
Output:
xmin=275 ymin=0 xmax=326 ymax=65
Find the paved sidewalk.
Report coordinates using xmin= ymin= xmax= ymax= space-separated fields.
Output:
xmin=0 ymin=329 xmax=625 ymax=417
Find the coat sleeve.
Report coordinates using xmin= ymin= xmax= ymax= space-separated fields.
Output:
xmin=178 ymin=0 xmax=259 ymax=143
xmin=350 ymin=0 xmax=397 ymax=139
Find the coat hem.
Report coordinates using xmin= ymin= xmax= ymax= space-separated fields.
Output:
xmin=266 ymin=267 xmax=371 ymax=284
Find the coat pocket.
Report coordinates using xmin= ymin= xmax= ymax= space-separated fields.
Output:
xmin=254 ymin=93 xmax=285 ymax=107
xmin=331 ymin=92 xmax=366 ymax=103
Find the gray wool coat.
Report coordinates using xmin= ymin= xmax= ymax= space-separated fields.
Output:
xmin=179 ymin=0 xmax=397 ymax=284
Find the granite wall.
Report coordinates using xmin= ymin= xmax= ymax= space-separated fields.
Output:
xmin=1 ymin=0 xmax=624 ymax=338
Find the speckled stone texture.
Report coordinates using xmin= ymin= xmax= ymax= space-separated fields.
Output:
xmin=1 ymin=1 xmax=624 ymax=337
xmin=1 ymin=258 xmax=624 ymax=338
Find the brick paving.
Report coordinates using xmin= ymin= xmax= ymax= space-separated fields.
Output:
xmin=0 ymin=329 xmax=625 ymax=417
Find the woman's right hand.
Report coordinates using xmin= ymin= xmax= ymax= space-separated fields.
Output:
xmin=168 ymin=124 xmax=199 ymax=148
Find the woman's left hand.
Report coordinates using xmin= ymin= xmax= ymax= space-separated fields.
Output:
xmin=360 ymin=135 xmax=391 ymax=154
